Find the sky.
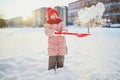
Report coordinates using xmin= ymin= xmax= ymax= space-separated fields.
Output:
xmin=0 ymin=0 xmax=76 ymax=19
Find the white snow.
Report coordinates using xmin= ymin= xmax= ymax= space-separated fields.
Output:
xmin=77 ymin=2 xmax=105 ymax=27
xmin=78 ymin=2 xmax=105 ymax=23
xmin=0 ymin=27 xmax=120 ymax=80
xmin=110 ymin=24 xmax=120 ymax=28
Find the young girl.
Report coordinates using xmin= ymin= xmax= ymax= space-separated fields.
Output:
xmin=45 ymin=7 xmax=68 ymax=70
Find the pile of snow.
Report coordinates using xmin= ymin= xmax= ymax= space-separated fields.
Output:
xmin=76 ymin=2 xmax=105 ymax=27
xmin=0 ymin=27 xmax=120 ymax=80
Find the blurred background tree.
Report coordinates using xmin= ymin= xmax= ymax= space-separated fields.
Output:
xmin=0 ymin=13 xmax=7 ymax=28
xmin=0 ymin=19 xmax=7 ymax=28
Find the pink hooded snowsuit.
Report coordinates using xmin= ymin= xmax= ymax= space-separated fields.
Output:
xmin=45 ymin=22 xmax=68 ymax=56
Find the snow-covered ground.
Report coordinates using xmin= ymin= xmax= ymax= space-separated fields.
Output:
xmin=0 ymin=27 xmax=120 ymax=80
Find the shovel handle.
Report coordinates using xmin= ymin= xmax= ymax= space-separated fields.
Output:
xmin=54 ymin=32 xmax=91 ymax=37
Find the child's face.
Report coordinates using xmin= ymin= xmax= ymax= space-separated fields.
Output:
xmin=50 ymin=13 xmax=58 ymax=20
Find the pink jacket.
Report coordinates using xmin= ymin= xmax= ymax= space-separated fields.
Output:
xmin=45 ymin=22 xmax=68 ymax=56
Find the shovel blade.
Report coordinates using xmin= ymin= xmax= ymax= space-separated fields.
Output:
xmin=77 ymin=33 xmax=91 ymax=37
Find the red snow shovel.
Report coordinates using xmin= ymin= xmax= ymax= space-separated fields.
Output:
xmin=54 ymin=32 xmax=91 ymax=37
